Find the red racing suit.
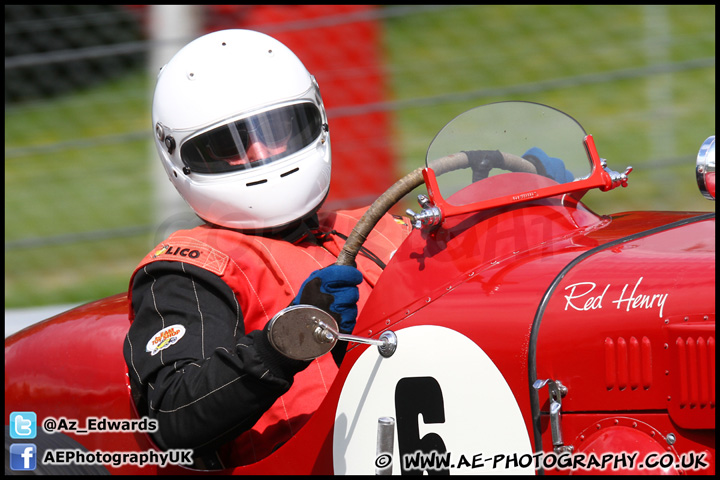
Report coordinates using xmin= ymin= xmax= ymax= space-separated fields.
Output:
xmin=123 ymin=208 xmax=411 ymax=466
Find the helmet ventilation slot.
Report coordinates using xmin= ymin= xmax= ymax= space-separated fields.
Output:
xmin=246 ymin=179 xmax=268 ymax=187
xmin=280 ymin=167 xmax=300 ymax=178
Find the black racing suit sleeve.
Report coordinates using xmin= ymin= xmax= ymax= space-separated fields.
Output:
xmin=123 ymin=261 xmax=309 ymax=455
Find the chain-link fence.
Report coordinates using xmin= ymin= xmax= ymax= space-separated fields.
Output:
xmin=5 ymin=5 xmax=715 ymax=309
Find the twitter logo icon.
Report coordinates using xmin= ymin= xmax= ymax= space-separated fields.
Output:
xmin=10 ymin=412 xmax=37 ymax=439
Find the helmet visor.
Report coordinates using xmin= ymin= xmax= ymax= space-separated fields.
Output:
xmin=180 ymin=103 xmax=323 ymax=174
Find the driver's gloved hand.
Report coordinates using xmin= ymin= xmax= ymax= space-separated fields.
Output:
xmin=522 ymin=147 xmax=575 ymax=183
xmin=291 ymin=265 xmax=363 ymax=366
xmin=292 ymin=265 xmax=363 ymax=334
xmin=463 ymin=149 xmax=505 ymax=182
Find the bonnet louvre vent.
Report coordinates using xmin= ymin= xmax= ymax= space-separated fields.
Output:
xmin=604 ymin=336 xmax=653 ymax=391
xmin=672 ymin=335 xmax=715 ymax=409
xmin=666 ymin=321 xmax=715 ymax=429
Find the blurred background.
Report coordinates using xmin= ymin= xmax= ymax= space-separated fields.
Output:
xmin=5 ymin=5 xmax=715 ymax=328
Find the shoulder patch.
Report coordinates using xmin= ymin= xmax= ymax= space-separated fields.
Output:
xmin=146 ymin=239 xmax=229 ymax=276
xmin=146 ymin=324 xmax=186 ymax=356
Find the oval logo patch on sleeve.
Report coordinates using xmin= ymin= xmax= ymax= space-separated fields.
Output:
xmin=146 ymin=324 xmax=186 ymax=356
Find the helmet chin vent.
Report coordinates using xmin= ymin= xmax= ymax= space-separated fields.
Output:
xmin=246 ymin=179 xmax=268 ymax=187
xmin=280 ymin=167 xmax=300 ymax=178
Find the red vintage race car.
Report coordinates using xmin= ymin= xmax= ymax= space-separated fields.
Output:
xmin=5 ymin=101 xmax=715 ymax=475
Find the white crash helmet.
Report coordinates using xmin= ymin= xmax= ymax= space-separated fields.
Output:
xmin=152 ymin=29 xmax=331 ymax=231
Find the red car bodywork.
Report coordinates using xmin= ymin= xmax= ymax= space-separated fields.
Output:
xmin=5 ymin=103 xmax=715 ymax=475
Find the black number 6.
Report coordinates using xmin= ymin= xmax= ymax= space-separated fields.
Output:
xmin=395 ymin=376 xmax=449 ymax=475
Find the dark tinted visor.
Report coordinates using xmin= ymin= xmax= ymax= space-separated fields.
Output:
xmin=180 ymin=103 xmax=323 ymax=174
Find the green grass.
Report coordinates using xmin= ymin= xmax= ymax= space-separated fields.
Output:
xmin=4 ymin=5 xmax=715 ymax=308
xmin=383 ymin=5 xmax=715 ymax=213
xmin=5 ymin=71 xmax=154 ymax=307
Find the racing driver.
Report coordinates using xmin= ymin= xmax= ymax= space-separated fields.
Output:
xmin=122 ymin=29 xmax=411 ymax=468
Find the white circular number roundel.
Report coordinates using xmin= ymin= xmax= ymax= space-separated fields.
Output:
xmin=333 ymin=325 xmax=533 ymax=475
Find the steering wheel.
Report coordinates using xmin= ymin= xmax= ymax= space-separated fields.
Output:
xmin=462 ymin=149 xmax=538 ymax=181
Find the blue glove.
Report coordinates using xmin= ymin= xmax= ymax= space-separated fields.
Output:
xmin=292 ymin=265 xmax=363 ymax=333
xmin=523 ymin=147 xmax=575 ymax=183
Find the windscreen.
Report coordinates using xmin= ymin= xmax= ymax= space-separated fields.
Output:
xmin=425 ymin=101 xmax=593 ymax=205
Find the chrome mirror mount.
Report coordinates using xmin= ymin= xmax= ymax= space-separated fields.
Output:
xmin=267 ymin=305 xmax=397 ymax=361
xmin=696 ymin=135 xmax=715 ymax=200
